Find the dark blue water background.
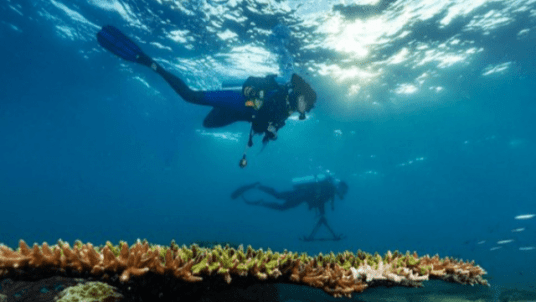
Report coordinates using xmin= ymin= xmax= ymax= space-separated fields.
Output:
xmin=1 ymin=0 xmax=535 ymax=294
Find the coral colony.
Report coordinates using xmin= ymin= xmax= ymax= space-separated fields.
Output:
xmin=1 ymin=239 xmax=488 ymax=300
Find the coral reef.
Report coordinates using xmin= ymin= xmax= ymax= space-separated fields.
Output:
xmin=55 ymin=281 xmax=123 ymax=302
xmin=192 ymin=240 xmax=241 ymax=250
xmin=0 ymin=239 xmax=488 ymax=299
xmin=0 ymin=276 xmax=82 ymax=302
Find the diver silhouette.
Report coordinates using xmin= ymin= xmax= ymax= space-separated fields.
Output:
xmin=231 ymin=174 xmax=349 ymax=241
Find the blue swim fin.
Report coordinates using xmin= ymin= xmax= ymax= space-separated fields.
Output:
xmin=97 ymin=25 xmax=147 ymax=63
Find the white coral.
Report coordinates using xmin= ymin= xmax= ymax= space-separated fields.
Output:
xmin=350 ymin=261 xmax=428 ymax=285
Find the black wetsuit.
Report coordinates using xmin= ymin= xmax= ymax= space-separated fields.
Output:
xmin=143 ymin=54 xmax=293 ymax=137
xmin=97 ymin=26 xmax=310 ymax=137
xmin=232 ymin=179 xmax=346 ymax=240
xmin=242 ymin=75 xmax=293 ymax=142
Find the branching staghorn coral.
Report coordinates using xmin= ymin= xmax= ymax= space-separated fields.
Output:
xmin=0 ymin=239 xmax=488 ymax=299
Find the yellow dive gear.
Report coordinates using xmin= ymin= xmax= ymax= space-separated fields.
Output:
xmin=244 ymin=89 xmax=265 ymax=110
xmin=245 ymin=98 xmax=264 ymax=110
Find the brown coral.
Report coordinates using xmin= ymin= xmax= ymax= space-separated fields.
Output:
xmin=0 ymin=240 xmax=488 ymax=299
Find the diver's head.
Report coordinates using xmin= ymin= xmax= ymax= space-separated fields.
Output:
xmin=336 ymin=181 xmax=349 ymax=199
xmin=289 ymin=93 xmax=308 ymax=120
xmin=290 ymin=74 xmax=316 ymax=119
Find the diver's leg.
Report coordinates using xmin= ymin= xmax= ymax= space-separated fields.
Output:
xmin=97 ymin=26 xmax=216 ymax=107
xmin=147 ymin=58 xmax=251 ymax=121
xmin=203 ymin=106 xmax=252 ymax=128
xmin=158 ymin=69 xmax=206 ymax=104
xmin=257 ymin=186 xmax=295 ymax=199
xmin=139 ymin=54 xmax=246 ymax=109
xmin=252 ymin=187 xmax=303 ymax=210
xmin=231 ymin=182 xmax=260 ymax=199
xmin=248 ymin=197 xmax=302 ymax=211
xmin=142 ymin=58 xmax=207 ymax=105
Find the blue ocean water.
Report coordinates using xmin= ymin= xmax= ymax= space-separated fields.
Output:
xmin=1 ymin=0 xmax=535 ymax=299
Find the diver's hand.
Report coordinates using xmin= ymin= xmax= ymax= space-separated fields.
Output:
xmin=263 ymin=126 xmax=278 ymax=143
xmin=267 ymin=125 xmax=277 ymax=139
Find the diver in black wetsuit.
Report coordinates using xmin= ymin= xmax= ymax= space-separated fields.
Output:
xmin=231 ymin=176 xmax=349 ymax=241
xmin=96 ymin=25 xmax=317 ymax=167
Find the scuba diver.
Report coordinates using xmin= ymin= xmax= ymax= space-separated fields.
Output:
xmin=96 ymin=25 xmax=317 ymax=168
xmin=231 ymin=174 xmax=349 ymax=241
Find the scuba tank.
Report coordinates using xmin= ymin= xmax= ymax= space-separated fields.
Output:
xmin=221 ymin=80 xmax=244 ymax=91
xmin=221 ymin=77 xmax=288 ymax=91
xmin=292 ymin=173 xmax=330 ymax=189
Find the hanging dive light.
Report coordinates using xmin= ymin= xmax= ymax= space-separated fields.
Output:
xmin=239 ymin=155 xmax=247 ymax=168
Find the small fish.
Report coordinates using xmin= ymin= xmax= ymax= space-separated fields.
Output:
xmin=514 ymin=214 xmax=535 ymax=220
xmin=497 ymin=239 xmax=514 ymax=244
xmin=477 ymin=240 xmax=486 ymax=244
xmin=519 ymin=246 xmax=535 ymax=251
xmin=490 ymin=247 xmax=502 ymax=251
xmin=511 ymin=228 xmax=525 ymax=232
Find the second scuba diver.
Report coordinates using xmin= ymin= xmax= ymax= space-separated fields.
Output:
xmin=96 ymin=25 xmax=317 ymax=168
xmin=231 ymin=174 xmax=349 ymax=241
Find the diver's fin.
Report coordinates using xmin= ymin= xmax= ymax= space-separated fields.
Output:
xmin=97 ymin=25 xmax=149 ymax=64
xmin=231 ymin=182 xmax=260 ymax=199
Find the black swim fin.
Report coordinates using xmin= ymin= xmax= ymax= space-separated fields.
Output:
xmin=97 ymin=25 xmax=151 ymax=65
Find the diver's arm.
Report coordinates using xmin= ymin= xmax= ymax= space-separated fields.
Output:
xmin=261 ymin=100 xmax=289 ymax=143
